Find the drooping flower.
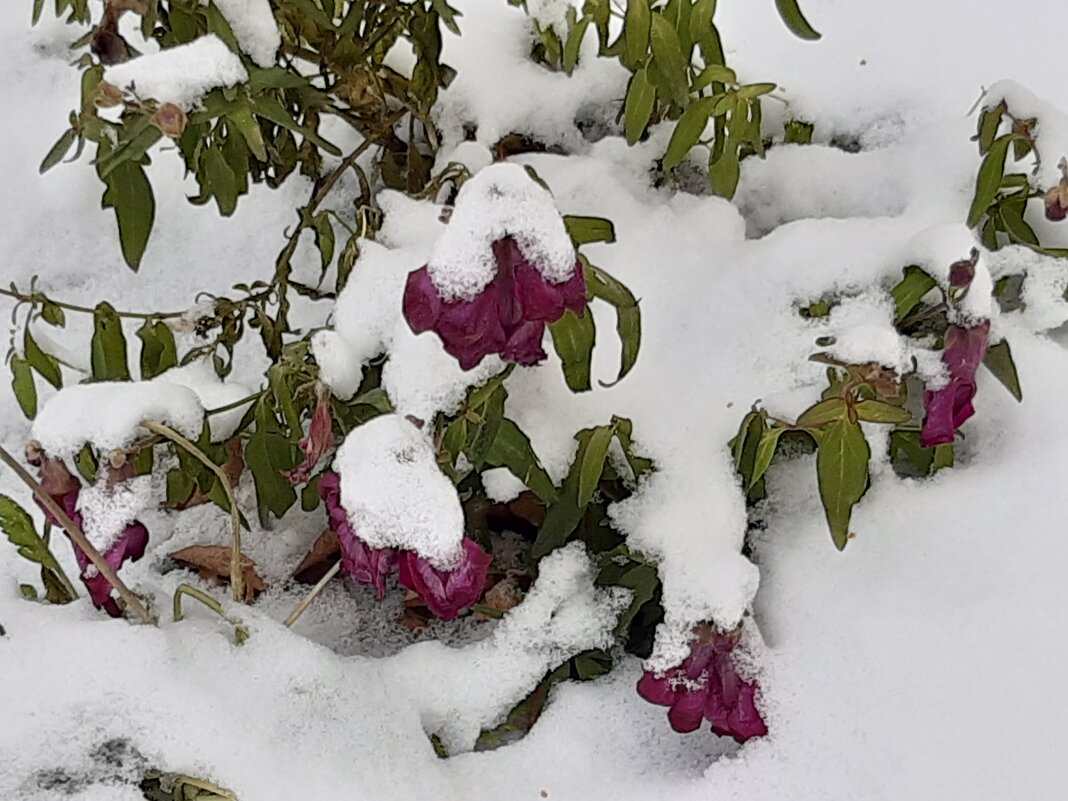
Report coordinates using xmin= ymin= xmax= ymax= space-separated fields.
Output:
xmin=637 ymin=625 xmax=768 ymax=742
xmin=33 ymin=453 xmax=149 ymax=618
xmin=920 ymin=321 xmax=991 ymax=447
xmin=403 ymin=236 xmax=587 ymax=370
xmin=397 ymin=537 xmax=492 ymax=621
xmin=318 ymin=471 xmax=397 ymax=598
xmin=1044 ymin=159 xmax=1068 ymax=222
xmin=285 ymin=384 xmax=335 ymax=485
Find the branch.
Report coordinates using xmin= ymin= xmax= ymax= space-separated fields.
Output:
xmin=284 ymin=559 xmax=341 ymax=627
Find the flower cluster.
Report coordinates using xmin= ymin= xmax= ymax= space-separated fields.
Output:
xmin=319 ymin=470 xmax=491 ymax=619
xmin=403 ymin=236 xmax=587 ymax=370
xmin=637 ymin=625 xmax=767 ymax=742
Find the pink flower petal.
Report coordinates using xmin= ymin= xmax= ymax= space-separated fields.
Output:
xmin=402 ymin=267 xmax=443 ymax=333
xmin=398 ymin=538 xmax=492 ymax=621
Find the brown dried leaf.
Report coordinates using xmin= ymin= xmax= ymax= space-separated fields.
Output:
xmin=291 ymin=529 xmax=340 ymax=585
xmin=170 ymin=544 xmax=266 ymax=602
xmin=399 ymin=590 xmax=431 ymax=631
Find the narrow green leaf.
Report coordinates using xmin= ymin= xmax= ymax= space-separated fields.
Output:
xmin=933 ymin=443 xmax=955 ymax=471
xmin=312 ymin=212 xmax=336 ymax=274
xmin=251 ymin=96 xmax=342 ymax=156
xmin=735 ymin=82 xmax=777 ymax=100
xmin=816 ymin=418 xmax=870 ymax=550
xmin=976 ymin=106 xmax=1001 ymax=154
xmin=10 ymin=357 xmax=37 ymax=418
xmin=32 ymin=0 xmax=45 ymax=24
xmin=90 ymin=302 xmax=131 ymax=381
xmin=0 ymin=493 xmax=77 ymax=603
xmin=564 ymin=215 xmax=616 ymax=246
xmin=246 ymin=67 xmax=312 ymax=92
xmin=891 ymin=266 xmax=937 ymax=322
xmin=624 ymin=68 xmax=656 ymax=145
xmin=797 ymin=397 xmax=847 ymax=428
xmin=693 ymin=63 xmax=736 ymax=91
xmin=485 ymin=418 xmax=556 ymax=501
xmin=663 ymin=98 xmax=714 ymax=169
xmin=466 ymin=385 xmax=506 ymax=468
xmin=40 ymin=128 xmax=77 ymax=174
xmin=983 ymin=339 xmax=1022 ymax=402
xmin=967 ymin=135 xmax=1013 ymax=228
xmin=227 ymin=105 xmax=268 ymax=162
xmin=578 ymin=424 xmax=615 ymax=505
xmin=650 ymin=14 xmax=689 ymax=106
xmin=623 ymin=0 xmax=651 ymax=68
xmin=853 ymin=400 xmax=911 ymax=424
xmin=998 ymin=202 xmax=1039 ymax=246
xmin=731 ymin=411 xmax=764 ymax=490
xmin=549 ymin=309 xmax=596 ymax=392
xmin=774 ymin=0 xmax=822 ymax=40
xmin=749 ymin=426 xmax=785 ymax=490
xmin=246 ymin=429 xmax=298 ymax=524
xmin=563 ymin=15 xmax=591 ymax=74
xmin=24 ymin=329 xmax=62 ymax=389
xmin=202 ymin=147 xmax=239 ymax=216
xmin=101 ymin=160 xmax=155 ymax=270
xmin=709 ymin=146 xmax=740 ymax=198
xmin=136 ymin=319 xmax=177 ymax=379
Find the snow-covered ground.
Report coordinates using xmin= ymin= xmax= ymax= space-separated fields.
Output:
xmin=2 ymin=1 xmax=1068 ymax=799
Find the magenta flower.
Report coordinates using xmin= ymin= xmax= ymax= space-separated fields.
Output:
xmin=397 ymin=537 xmax=492 ymax=621
xmin=920 ymin=321 xmax=990 ymax=447
xmin=637 ymin=626 xmax=768 ymax=742
xmin=403 ymin=236 xmax=587 ymax=370
xmin=319 ymin=471 xmax=397 ymax=599
xmin=35 ymin=457 xmax=149 ymax=618
xmin=285 ymin=384 xmax=335 ymax=485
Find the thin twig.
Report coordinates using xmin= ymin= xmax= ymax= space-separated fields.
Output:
xmin=0 ymin=443 xmax=154 ymax=624
xmin=0 ymin=286 xmax=185 ymax=319
xmin=140 ymin=421 xmax=245 ymax=604
xmin=284 ymin=559 xmax=341 ymax=627
xmin=205 ymin=391 xmax=262 ymax=418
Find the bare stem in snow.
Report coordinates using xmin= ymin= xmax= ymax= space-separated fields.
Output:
xmin=284 ymin=559 xmax=342 ymax=628
xmin=173 ymin=583 xmax=249 ymax=645
xmin=0 ymin=443 xmax=155 ymax=625
xmin=139 ymin=420 xmax=245 ymax=604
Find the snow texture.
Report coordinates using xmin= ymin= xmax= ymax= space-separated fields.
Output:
xmin=104 ymin=34 xmax=248 ymax=110
xmin=207 ymin=0 xmax=281 ymax=68
xmin=154 ymin=360 xmax=252 ymax=442
xmin=77 ymin=474 xmax=153 ymax=553
xmin=332 ymin=414 xmax=465 ymax=568
xmin=481 ymin=467 xmax=526 ymax=503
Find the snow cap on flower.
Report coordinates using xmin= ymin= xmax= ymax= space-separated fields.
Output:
xmin=402 ymin=163 xmax=587 ymax=370
xmin=318 ymin=471 xmax=397 ymax=598
xmin=398 ymin=537 xmax=492 ymax=621
xmin=920 ymin=321 xmax=991 ymax=447
xmin=637 ymin=624 xmax=767 ymax=742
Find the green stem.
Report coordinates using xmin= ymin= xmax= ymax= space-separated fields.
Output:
xmin=172 ymin=583 xmax=249 ymax=645
xmin=140 ymin=421 xmax=245 ymax=604
xmin=205 ymin=391 xmax=262 ymax=418
xmin=0 ymin=444 xmax=154 ymax=624
xmin=0 ymin=287 xmax=184 ymax=320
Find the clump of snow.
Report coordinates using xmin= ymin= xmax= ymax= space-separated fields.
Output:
xmin=153 ymin=360 xmax=252 ymax=441
xmin=32 ymin=382 xmax=203 ymax=457
xmin=206 ymin=0 xmax=281 ymax=68
xmin=984 ymin=80 xmax=1068 ymax=189
xmin=434 ymin=141 xmax=494 ymax=175
xmin=77 ymin=474 xmax=152 ymax=553
xmin=104 ymin=35 xmax=248 ymax=110
xmin=482 ymin=467 xmax=526 ymax=503
xmin=818 ymin=292 xmax=910 ymax=373
xmin=391 ymin=542 xmax=629 ymax=753
xmin=333 ymin=413 xmax=465 ymax=568
xmin=426 ymin=163 xmax=577 ymax=300
xmin=524 ymin=0 xmax=572 ymax=38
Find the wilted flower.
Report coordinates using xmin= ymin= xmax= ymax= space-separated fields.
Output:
xmin=1044 ymin=158 xmax=1068 ymax=222
xmin=948 ymin=249 xmax=979 ymax=290
xmin=920 ymin=321 xmax=990 ymax=447
xmin=397 ymin=537 xmax=492 ymax=621
xmin=637 ymin=624 xmax=767 ymax=742
xmin=151 ymin=103 xmax=188 ymax=138
xmin=33 ymin=455 xmax=149 ymax=618
xmin=403 ymin=236 xmax=587 ymax=370
xmin=284 ymin=384 xmax=334 ymax=485
xmin=318 ymin=471 xmax=397 ymax=598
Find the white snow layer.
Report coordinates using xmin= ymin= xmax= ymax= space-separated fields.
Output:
xmin=104 ymin=35 xmax=248 ymax=110
xmin=76 ymin=474 xmax=152 ymax=553
xmin=154 ymin=360 xmax=252 ymax=442
xmin=333 ymin=414 xmax=465 ymax=568
xmin=207 ymin=0 xmax=281 ymax=68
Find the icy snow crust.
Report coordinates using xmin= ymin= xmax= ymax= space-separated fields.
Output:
xmin=4 ymin=0 xmax=1068 ymax=799
xmin=426 ymin=162 xmax=578 ymax=300
xmin=333 ymin=414 xmax=466 ymax=568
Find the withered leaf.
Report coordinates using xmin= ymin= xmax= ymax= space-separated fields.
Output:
xmin=292 ymin=529 xmax=340 ymax=584
xmin=169 ymin=544 xmax=266 ymax=602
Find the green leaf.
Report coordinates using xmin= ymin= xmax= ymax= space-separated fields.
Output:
xmin=10 ymin=357 xmax=37 ymax=419
xmin=623 ymin=0 xmax=651 ymax=68
xmin=816 ymin=418 xmax=870 ymax=550
xmin=783 ymin=119 xmax=814 ymax=144
xmin=24 ymin=329 xmax=61 ymax=389
xmin=649 ymin=14 xmax=689 ymax=106
xmin=101 ymin=160 xmax=155 ymax=270
xmin=246 ymin=429 xmax=298 ymax=524
xmin=578 ymin=424 xmax=614 ymax=505
xmin=983 ymin=339 xmax=1022 ymax=402
xmin=564 ymin=215 xmax=616 ymax=246
xmin=736 ymin=82 xmax=777 ymax=100
xmin=466 ymin=385 xmax=506 ymax=468
xmin=933 ymin=443 xmax=955 ymax=471
xmin=709 ymin=143 xmax=740 ymax=198
xmin=582 ymin=260 xmax=641 ymax=384
xmin=533 ymin=432 xmax=592 ymax=559
xmin=246 ymin=67 xmax=312 ymax=92
xmin=663 ymin=97 xmax=714 ymax=169
xmin=998 ymin=202 xmax=1039 ymax=246
xmin=32 ymin=0 xmax=45 ymax=24
xmin=967 ymin=135 xmax=1013 ymax=228
xmin=562 ymin=15 xmax=590 ymax=74
xmin=90 ymin=302 xmax=131 ymax=381
xmin=693 ymin=63 xmax=736 ymax=91
xmin=691 ymin=0 xmax=718 ymax=33
xmin=604 ymin=562 xmax=659 ymax=632
xmin=227 ymin=104 xmax=268 ymax=162
xmin=976 ymin=106 xmax=1001 ymax=154
xmin=311 ymin=212 xmax=336 ymax=275
xmin=891 ymin=266 xmax=937 ymax=322
xmin=750 ymin=426 xmax=785 ymax=490
xmin=549 ymin=309 xmax=596 ymax=392
xmin=202 ymin=147 xmax=239 ymax=216
xmin=136 ymin=319 xmax=177 ymax=379
xmin=731 ymin=411 xmax=764 ymax=489
xmin=797 ymin=397 xmax=847 ymax=428
xmin=774 ymin=0 xmax=822 ymax=40
xmin=624 ymin=68 xmax=656 ymax=145
xmin=0 ymin=494 xmax=76 ymax=603
xmin=485 ymin=418 xmax=556 ymax=501
xmin=40 ymin=128 xmax=77 ymax=174
xmin=251 ymin=96 xmax=342 ymax=156
xmin=853 ymin=400 xmax=911 ymax=424
xmin=40 ymin=301 xmax=66 ymax=327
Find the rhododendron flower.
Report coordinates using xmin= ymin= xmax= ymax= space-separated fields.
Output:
xmin=920 ymin=321 xmax=990 ymax=447
xmin=34 ymin=456 xmax=149 ymax=618
xmin=398 ymin=537 xmax=492 ymax=621
xmin=285 ymin=384 xmax=334 ymax=485
xmin=403 ymin=236 xmax=587 ymax=370
xmin=637 ymin=626 xmax=767 ymax=742
xmin=318 ymin=471 xmax=396 ymax=598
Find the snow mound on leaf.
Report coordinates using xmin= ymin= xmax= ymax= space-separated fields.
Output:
xmin=208 ymin=0 xmax=280 ymax=68
xmin=426 ymin=163 xmax=577 ymax=301
xmin=104 ymin=35 xmax=247 ymax=110
xmin=32 ymin=381 xmax=203 ymax=457
xmin=153 ymin=360 xmax=251 ymax=442
xmin=333 ymin=413 xmax=464 ymax=568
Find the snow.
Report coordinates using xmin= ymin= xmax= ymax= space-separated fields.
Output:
xmin=104 ymin=35 xmax=248 ymax=110
xmin=482 ymin=467 xmax=526 ymax=503
xmin=77 ymin=474 xmax=152 ymax=553
xmin=207 ymin=0 xmax=281 ymax=68
xmin=426 ymin=163 xmax=578 ymax=300
xmin=31 ymin=381 xmax=204 ymax=457
xmin=332 ymin=414 xmax=465 ymax=568
xmin=3 ymin=0 xmax=1068 ymax=799
xmin=154 ymin=360 xmax=253 ymax=442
